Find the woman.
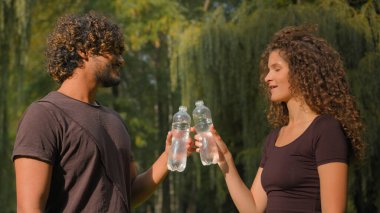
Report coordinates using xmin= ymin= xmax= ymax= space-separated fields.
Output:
xmin=194 ymin=26 xmax=363 ymax=212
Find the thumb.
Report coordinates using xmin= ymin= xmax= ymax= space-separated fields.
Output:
xmin=210 ymin=125 xmax=229 ymax=154
xmin=210 ymin=125 xmax=222 ymax=142
xmin=166 ymin=131 xmax=172 ymax=146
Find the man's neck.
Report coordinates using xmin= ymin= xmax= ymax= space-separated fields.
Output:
xmin=58 ymin=78 xmax=97 ymax=104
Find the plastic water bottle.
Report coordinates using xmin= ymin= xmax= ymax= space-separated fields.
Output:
xmin=167 ymin=106 xmax=191 ymax=172
xmin=192 ymin=100 xmax=219 ymax=165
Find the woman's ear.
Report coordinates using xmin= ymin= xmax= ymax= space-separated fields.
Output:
xmin=77 ymin=50 xmax=88 ymax=60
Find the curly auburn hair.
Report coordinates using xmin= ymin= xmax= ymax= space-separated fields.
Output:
xmin=46 ymin=12 xmax=125 ymax=84
xmin=259 ymin=25 xmax=364 ymax=160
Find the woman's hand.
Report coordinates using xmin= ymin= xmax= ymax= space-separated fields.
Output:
xmin=193 ymin=125 xmax=232 ymax=173
xmin=165 ymin=131 xmax=195 ymax=157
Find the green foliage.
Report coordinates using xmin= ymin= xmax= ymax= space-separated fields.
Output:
xmin=113 ymin=0 xmax=185 ymax=51
xmin=0 ymin=0 xmax=34 ymax=211
xmin=350 ymin=51 xmax=380 ymax=212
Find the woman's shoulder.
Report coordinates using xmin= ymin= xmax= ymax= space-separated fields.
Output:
xmin=263 ymin=127 xmax=281 ymax=146
xmin=314 ymin=114 xmax=341 ymax=127
xmin=312 ymin=114 xmax=344 ymax=135
xmin=312 ymin=115 xmax=349 ymax=165
xmin=268 ymin=127 xmax=281 ymax=139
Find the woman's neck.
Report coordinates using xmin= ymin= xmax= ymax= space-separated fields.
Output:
xmin=286 ymin=98 xmax=318 ymax=126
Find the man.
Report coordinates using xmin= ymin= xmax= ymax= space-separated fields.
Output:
xmin=13 ymin=12 xmax=191 ymax=212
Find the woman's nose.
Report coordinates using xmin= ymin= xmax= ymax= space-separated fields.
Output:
xmin=264 ymin=71 xmax=271 ymax=83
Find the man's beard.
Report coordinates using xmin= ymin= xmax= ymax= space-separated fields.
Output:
xmin=96 ymin=61 xmax=122 ymax=87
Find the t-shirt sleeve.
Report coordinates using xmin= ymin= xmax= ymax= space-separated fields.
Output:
xmin=12 ymin=102 xmax=60 ymax=164
xmin=111 ymin=110 xmax=135 ymax=162
xmin=314 ymin=116 xmax=348 ymax=166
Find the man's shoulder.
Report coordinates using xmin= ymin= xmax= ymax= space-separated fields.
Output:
xmin=21 ymin=104 xmax=55 ymax=124
xmin=37 ymin=91 xmax=64 ymax=104
xmin=20 ymin=92 xmax=65 ymax=121
xmin=101 ymin=105 xmax=119 ymax=115
xmin=100 ymin=105 xmax=126 ymax=124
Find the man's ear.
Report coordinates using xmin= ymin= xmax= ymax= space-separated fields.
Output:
xmin=77 ymin=50 xmax=89 ymax=60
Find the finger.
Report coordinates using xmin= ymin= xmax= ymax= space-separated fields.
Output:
xmin=186 ymin=143 xmax=196 ymax=150
xmin=210 ymin=124 xmax=219 ymax=137
xmin=165 ymin=131 xmax=172 ymax=146
xmin=194 ymin=134 xmax=202 ymax=141
xmin=190 ymin=127 xmax=196 ymax=132
xmin=209 ymin=125 xmax=223 ymax=143
xmin=195 ymin=141 xmax=202 ymax=147
xmin=186 ymin=139 xmax=195 ymax=149
xmin=186 ymin=136 xmax=193 ymax=143
xmin=210 ymin=124 xmax=215 ymax=131
xmin=186 ymin=143 xmax=196 ymax=155
xmin=187 ymin=147 xmax=196 ymax=155
xmin=187 ymin=138 xmax=195 ymax=148
xmin=208 ymin=126 xmax=229 ymax=154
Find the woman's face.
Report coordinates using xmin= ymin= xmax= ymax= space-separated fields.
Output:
xmin=264 ymin=50 xmax=292 ymax=103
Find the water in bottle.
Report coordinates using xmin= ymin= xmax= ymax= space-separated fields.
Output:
xmin=192 ymin=100 xmax=219 ymax=165
xmin=167 ymin=106 xmax=191 ymax=172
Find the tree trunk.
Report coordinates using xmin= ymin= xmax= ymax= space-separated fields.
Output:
xmin=204 ymin=0 xmax=211 ymax=12
xmin=154 ymin=32 xmax=171 ymax=212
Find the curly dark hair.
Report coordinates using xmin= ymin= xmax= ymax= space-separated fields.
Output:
xmin=259 ymin=25 xmax=364 ymax=160
xmin=46 ymin=11 xmax=125 ymax=84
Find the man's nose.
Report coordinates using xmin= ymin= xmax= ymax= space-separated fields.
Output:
xmin=118 ymin=56 xmax=126 ymax=65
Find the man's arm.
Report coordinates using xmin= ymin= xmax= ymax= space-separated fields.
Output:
xmin=130 ymin=151 xmax=169 ymax=208
xmin=14 ymin=158 xmax=52 ymax=213
xmin=130 ymin=130 xmax=194 ymax=208
xmin=130 ymin=131 xmax=172 ymax=208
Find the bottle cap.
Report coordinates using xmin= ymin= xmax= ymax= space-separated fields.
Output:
xmin=179 ymin=106 xmax=187 ymax=112
xmin=195 ymin=100 xmax=204 ymax=106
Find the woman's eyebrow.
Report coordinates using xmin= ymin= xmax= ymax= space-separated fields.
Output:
xmin=269 ymin=63 xmax=282 ymax=69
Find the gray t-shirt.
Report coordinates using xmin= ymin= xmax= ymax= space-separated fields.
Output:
xmin=13 ymin=91 xmax=133 ymax=213
xmin=260 ymin=114 xmax=348 ymax=213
